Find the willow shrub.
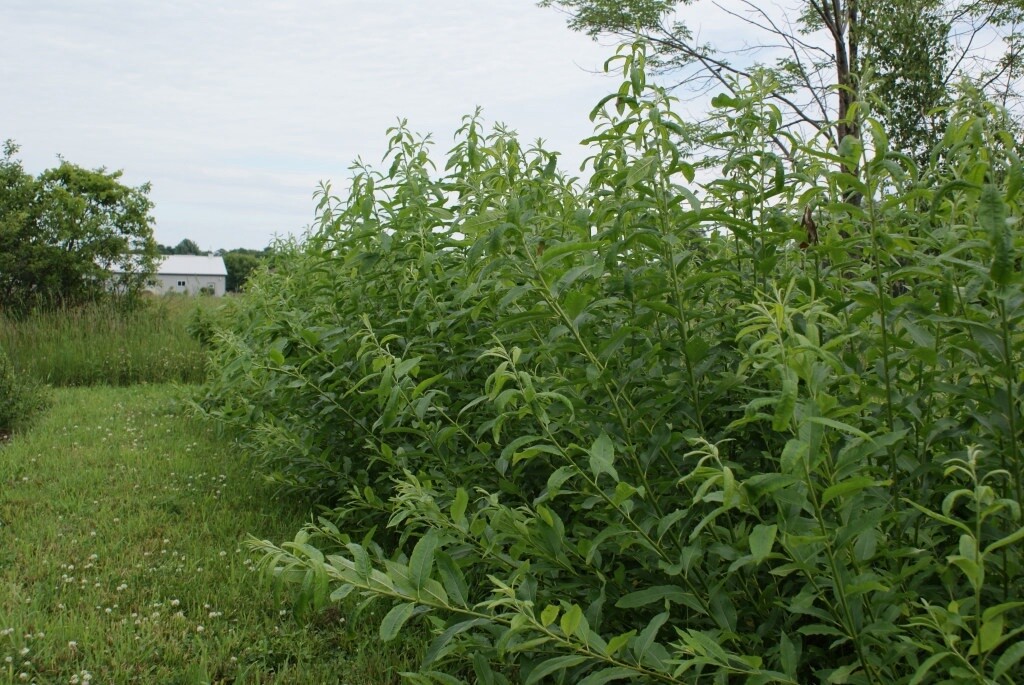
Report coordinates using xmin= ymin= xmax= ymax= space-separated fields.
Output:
xmin=196 ymin=44 xmax=1024 ymax=684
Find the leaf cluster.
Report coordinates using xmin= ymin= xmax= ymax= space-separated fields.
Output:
xmin=198 ymin=43 xmax=1024 ymax=684
xmin=0 ymin=140 xmax=158 ymax=313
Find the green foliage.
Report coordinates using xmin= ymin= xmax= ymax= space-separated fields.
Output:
xmin=198 ymin=43 xmax=1024 ymax=684
xmin=859 ymin=0 xmax=951 ymax=158
xmin=158 ymin=238 xmax=204 ymax=255
xmin=0 ymin=346 xmax=49 ymax=435
xmin=0 ymin=298 xmax=208 ymax=386
xmin=0 ymin=140 xmax=158 ymax=313
xmin=221 ymin=249 xmax=267 ymax=292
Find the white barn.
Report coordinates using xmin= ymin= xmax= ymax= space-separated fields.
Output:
xmin=146 ymin=255 xmax=228 ymax=296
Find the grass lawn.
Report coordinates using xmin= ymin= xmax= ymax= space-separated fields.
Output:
xmin=0 ymin=385 xmax=419 ymax=684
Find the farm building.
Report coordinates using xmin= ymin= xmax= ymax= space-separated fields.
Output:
xmin=147 ymin=255 xmax=228 ymax=296
xmin=110 ymin=255 xmax=228 ymax=296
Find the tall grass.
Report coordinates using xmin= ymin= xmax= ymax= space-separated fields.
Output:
xmin=0 ymin=296 xmax=214 ymax=386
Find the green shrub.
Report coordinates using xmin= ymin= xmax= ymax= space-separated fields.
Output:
xmin=199 ymin=44 xmax=1024 ymax=684
xmin=0 ymin=346 xmax=49 ymax=435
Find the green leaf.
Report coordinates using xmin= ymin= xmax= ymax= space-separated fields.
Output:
xmin=409 ymin=529 xmax=439 ymax=592
xmin=821 ymin=477 xmax=879 ymax=506
xmin=450 ymin=488 xmax=469 ymax=525
xmin=1007 ymin=158 xmax=1023 ymax=200
xmin=749 ymin=524 xmax=777 ymax=562
xmin=983 ymin=525 xmax=1024 ymax=556
xmin=629 ymin=64 xmax=644 ymax=95
xmin=975 ymin=613 xmax=1004 ymax=654
xmin=772 ymin=376 xmax=797 ymax=431
xmin=908 ymin=651 xmax=954 ymax=685
xmin=826 ymin=663 xmax=859 ymax=683
xmin=803 ymin=416 xmax=873 ymax=440
xmin=994 ymin=640 xmax=1024 ymax=679
xmin=435 ymin=551 xmax=469 ymax=607
xmin=394 ymin=356 xmax=421 ymax=378
xmin=780 ymin=633 xmax=798 ymax=678
xmin=780 ymin=438 xmax=808 ymax=474
xmin=604 ymin=630 xmax=636 ymax=658
xmin=611 ymin=481 xmax=638 ymax=506
xmin=948 ymin=555 xmax=984 ymax=591
xmin=380 ymin=602 xmax=416 ymax=642
xmin=268 ymin=348 xmax=285 ymax=365
xmin=625 ymin=154 xmax=658 ymax=188
xmin=979 ymin=183 xmax=1012 ymax=286
xmin=711 ymin=93 xmax=743 ymax=108
xmin=578 ymin=667 xmax=640 ymax=685
xmin=633 ymin=611 xmax=668 ymax=663
xmin=615 ymin=585 xmax=689 ymax=609
xmin=588 ymin=433 xmax=619 ymax=483
xmin=838 ymin=135 xmax=862 ymax=164
xmin=560 ymin=603 xmax=583 ymax=638
xmin=540 ymin=604 xmax=560 ymax=627
xmin=525 ymin=655 xmax=589 ymax=684
xmin=329 ymin=583 xmax=355 ymax=601
xmin=473 ymin=652 xmax=497 ymax=685
xmin=423 ymin=618 xmax=491 ymax=666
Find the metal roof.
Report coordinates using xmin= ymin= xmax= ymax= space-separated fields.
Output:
xmin=155 ymin=255 xmax=227 ymax=277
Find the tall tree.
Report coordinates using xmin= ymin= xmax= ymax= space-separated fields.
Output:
xmin=0 ymin=140 xmax=158 ymax=310
xmin=541 ymin=0 xmax=1022 ymax=159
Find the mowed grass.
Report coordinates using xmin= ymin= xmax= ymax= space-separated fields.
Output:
xmin=0 ymin=297 xmax=210 ymax=386
xmin=0 ymin=385 xmax=420 ymax=684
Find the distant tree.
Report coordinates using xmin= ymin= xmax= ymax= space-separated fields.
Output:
xmin=172 ymin=238 xmax=203 ymax=255
xmin=221 ymin=251 xmax=262 ymax=292
xmin=215 ymin=246 xmax=274 ymax=292
xmin=157 ymin=239 xmax=204 ymax=255
xmin=0 ymin=140 xmax=157 ymax=311
xmin=541 ymin=0 xmax=1023 ymax=164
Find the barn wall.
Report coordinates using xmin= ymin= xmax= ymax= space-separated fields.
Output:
xmin=149 ymin=274 xmax=226 ymax=296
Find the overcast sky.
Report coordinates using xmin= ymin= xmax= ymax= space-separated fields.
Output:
xmin=1 ymin=1 xmax=763 ymax=251
xmin=1 ymin=1 xmax=618 ymax=250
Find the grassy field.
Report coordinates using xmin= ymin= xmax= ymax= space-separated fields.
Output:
xmin=0 ymin=384 xmax=420 ymax=684
xmin=0 ymin=297 xmax=210 ymax=386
